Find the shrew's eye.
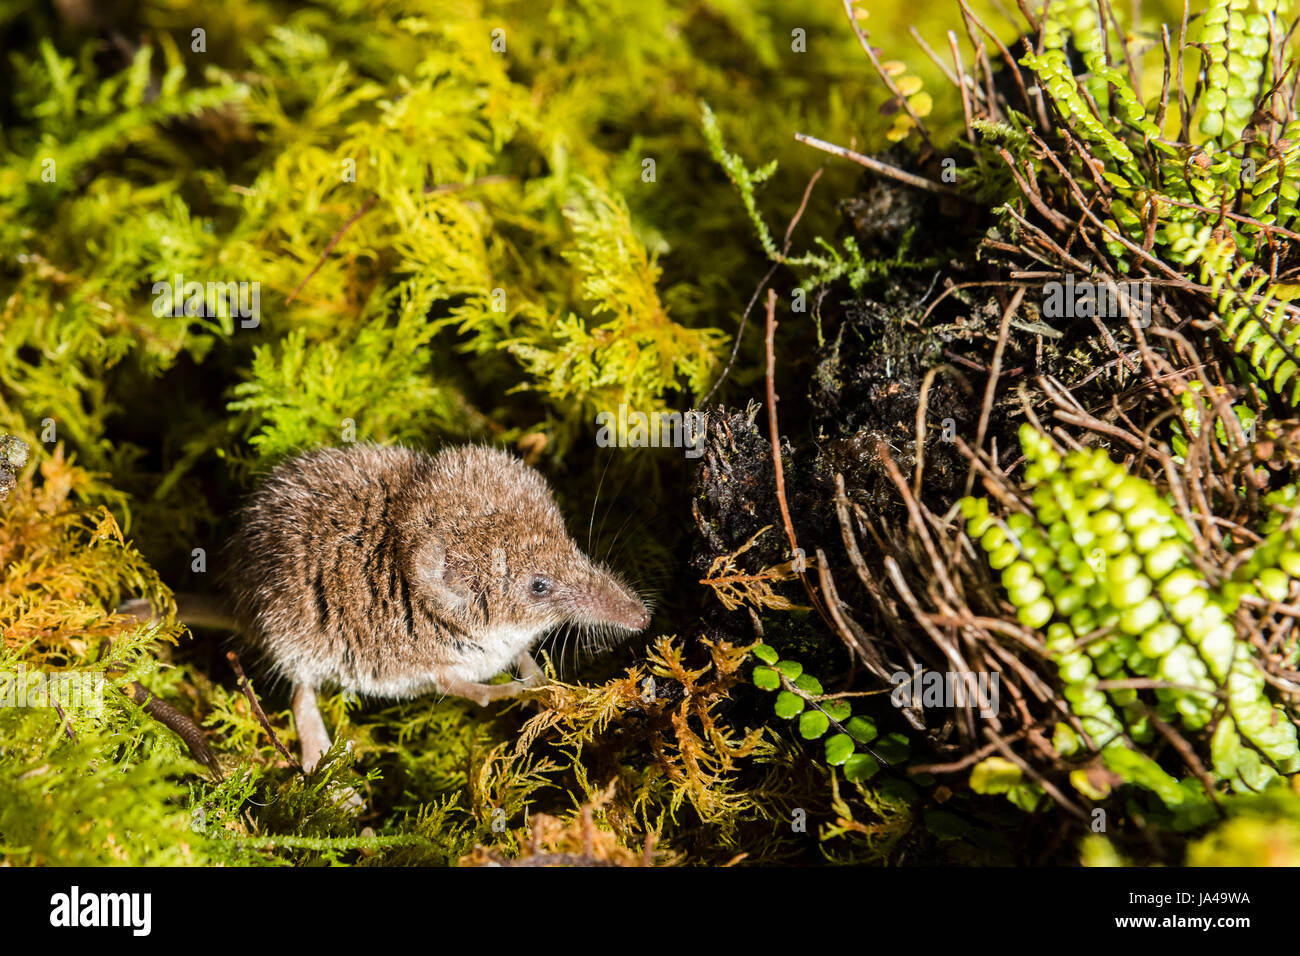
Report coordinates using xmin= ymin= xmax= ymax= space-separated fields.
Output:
xmin=530 ymin=576 xmax=552 ymax=597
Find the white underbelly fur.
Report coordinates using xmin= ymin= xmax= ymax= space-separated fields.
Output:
xmin=333 ymin=623 xmax=545 ymax=698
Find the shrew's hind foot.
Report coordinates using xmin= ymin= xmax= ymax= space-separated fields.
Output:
xmin=292 ymin=683 xmax=332 ymax=774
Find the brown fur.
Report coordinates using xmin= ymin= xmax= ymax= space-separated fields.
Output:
xmin=228 ymin=443 xmax=648 ymax=771
xmin=231 ymin=442 xmax=648 ymax=698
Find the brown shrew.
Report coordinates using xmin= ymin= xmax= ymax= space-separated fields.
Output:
xmin=228 ymin=443 xmax=649 ymax=771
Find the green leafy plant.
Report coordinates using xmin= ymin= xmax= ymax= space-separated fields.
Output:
xmin=751 ymin=642 xmax=909 ymax=784
xmin=702 ymin=102 xmax=933 ymax=295
xmin=1016 ymin=0 xmax=1300 ymax=410
xmin=961 ymin=424 xmax=1299 ymax=816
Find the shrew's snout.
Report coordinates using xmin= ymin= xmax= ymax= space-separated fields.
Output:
xmin=569 ymin=565 xmax=650 ymax=632
xmin=601 ymin=572 xmax=650 ymax=631
xmin=614 ymin=597 xmax=650 ymax=632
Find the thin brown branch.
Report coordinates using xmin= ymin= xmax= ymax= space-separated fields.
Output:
xmin=794 ymin=133 xmax=957 ymax=195
xmin=227 ymin=650 xmax=298 ymax=768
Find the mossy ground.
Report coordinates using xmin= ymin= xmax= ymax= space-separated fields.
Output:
xmin=3 ymin=0 xmax=1300 ymax=866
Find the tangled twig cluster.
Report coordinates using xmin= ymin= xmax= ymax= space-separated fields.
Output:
xmin=721 ymin=0 xmax=1300 ymax=833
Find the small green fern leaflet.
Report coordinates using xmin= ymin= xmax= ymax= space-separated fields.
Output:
xmin=750 ymin=643 xmax=908 ymax=783
xmin=960 ymin=426 xmax=1300 ymax=812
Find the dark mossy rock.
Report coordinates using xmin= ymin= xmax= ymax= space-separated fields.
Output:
xmin=809 ymin=283 xmax=984 ymax=512
xmin=688 ymin=403 xmax=792 ymax=635
xmin=689 ymin=403 xmax=780 ymax=563
xmin=836 ymin=146 xmax=961 ymax=262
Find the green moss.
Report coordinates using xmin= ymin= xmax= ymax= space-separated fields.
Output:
xmin=1 ymin=0 xmax=1291 ymax=867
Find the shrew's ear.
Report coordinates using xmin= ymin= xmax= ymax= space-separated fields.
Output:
xmin=410 ymin=537 xmax=473 ymax=609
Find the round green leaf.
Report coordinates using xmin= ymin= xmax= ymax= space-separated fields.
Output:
xmin=752 ymin=643 xmax=779 ymax=665
xmin=793 ymin=673 xmax=823 ymax=695
xmin=823 ymin=700 xmax=851 ymax=722
xmin=875 ymin=733 xmax=910 ymax=764
xmin=969 ymin=756 xmax=1022 ymax=794
xmin=752 ymin=666 xmax=779 ymax=691
xmin=843 ymin=753 xmax=880 ymax=783
xmin=824 ymin=733 xmax=854 ymax=766
xmin=776 ymin=660 xmax=803 ymax=680
xmin=798 ymin=709 xmax=830 ymax=740
xmin=1006 ymin=783 xmax=1046 ymax=813
xmin=845 ymin=716 xmax=878 ymax=743
xmin=774 ymin=691 xmax=805 ymax=719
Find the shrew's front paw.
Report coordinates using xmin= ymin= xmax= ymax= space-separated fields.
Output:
xmin=444 ymin=677 xmax=535 ymax=707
